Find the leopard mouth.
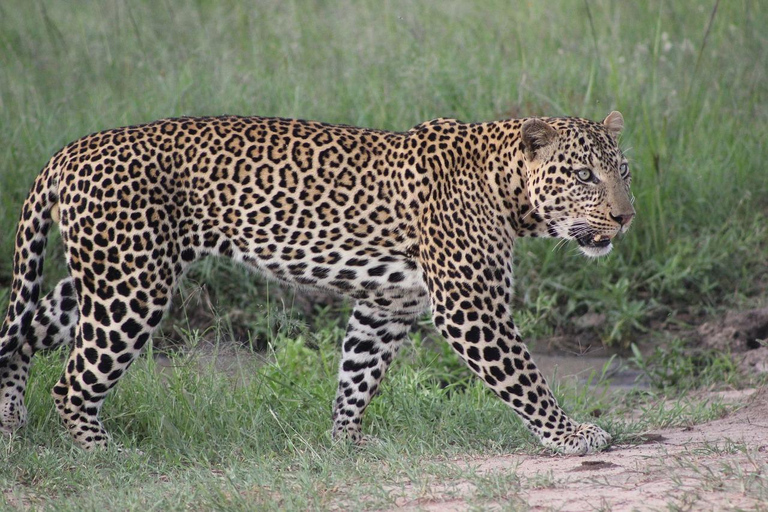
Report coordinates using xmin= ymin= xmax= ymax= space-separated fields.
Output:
xmin=576 ymin=232 xmax=612 ymax=249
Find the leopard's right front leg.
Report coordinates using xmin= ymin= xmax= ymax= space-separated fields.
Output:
xmin=420 ymin=207 xmax=610 ymax=455
xmin=432 ymin=284 xmax=610 ymax=454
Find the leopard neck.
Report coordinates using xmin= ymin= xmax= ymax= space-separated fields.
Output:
xmin=471 ymin=120 xmax=551 ymax=239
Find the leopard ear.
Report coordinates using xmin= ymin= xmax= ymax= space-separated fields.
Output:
xmin=521 ymin=118 xmax=558 ymax=158
xmin=603 ymin=111 xmax=624 ymax=136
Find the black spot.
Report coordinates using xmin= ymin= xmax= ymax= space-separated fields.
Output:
xmin=116 ymin=282 xmax=131 ymax=297
xmin=337 ymin=269 xmax=357 ymax=280
xmin=353 ymin=340 xmax=376 ymax=354
xmin=466 ymin=326 xmax=481 ymax=343
xmin=120 ymin=319 xmax=141 ymax=339
xmin=311 ymin=267 xmax=330 ymax=278
xmin=134 ymin=333 xmax=150 ymax=350
xmin=110 ymin=300 xmax=127 ymax=322
xmin=93 ymin=303 xmax=110 ymax=327
xmin=84 ymin=348 xmax=98 ymax=365
xmin=82 ymin=370 xmax=98 ymax=385
xmin=61 ymin=297 xmax=77 ymax=312
xmin=342 ymin=360 xmax=368 ymax=373
xmin=483 ymin=346 xmax=501 ymax=361
xmin=107 ymin=369 xmax=124 ymax=381
xmin=29 ymin=239 xmax=45 ymax=255
xmin=367 ymin=265 xmax=387 ymax=276
xmin=489 ymin=365 xmax=506 ymax=382
xmin=147 ymin=310 xmax=164 ymax=327
xmin=94 ymin=233 xmax=109 ymax=248
xmin=98 ymin=354 xmax=114 ymax=374
xmin=92 ymin=383 xmax=108 ymax=394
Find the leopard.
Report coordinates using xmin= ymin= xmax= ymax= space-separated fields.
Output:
xmin=0 ymin=111 xmax=634 ymax=454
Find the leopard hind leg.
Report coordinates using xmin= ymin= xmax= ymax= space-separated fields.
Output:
xmin=1 ymin=277 xmax=78 ymax=433
xmin=51 ymin=265 xmax=177 ymax=450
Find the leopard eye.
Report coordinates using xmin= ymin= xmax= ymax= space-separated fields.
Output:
xmin=575 ymin=169 xmax=594 ymax=183
xmin=619 ymin=162 xmax=629 ymax=177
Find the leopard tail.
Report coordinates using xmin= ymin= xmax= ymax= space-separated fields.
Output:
xmin=0 ymin=161 xmax=60 ymax=358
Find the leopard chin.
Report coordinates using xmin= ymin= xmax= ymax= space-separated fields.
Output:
xmin=579 ymin=242 xmax=613 ymax=258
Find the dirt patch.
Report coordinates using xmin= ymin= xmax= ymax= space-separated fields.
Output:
xmin=385 ymin=388 xmax=768 ymax=511
xmin=697 ymin=307 xmax=768 ymax=352
xmin=696 ymin=307 xmax=768 ymax=375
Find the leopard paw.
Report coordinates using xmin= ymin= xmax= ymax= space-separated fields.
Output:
xmin=331 ymin=425 xmax=380 ymax=446
xmin=543 ymin=423 xmax=612 ymax=455
xmin=0 ymin=396 xmax=27 ymax=434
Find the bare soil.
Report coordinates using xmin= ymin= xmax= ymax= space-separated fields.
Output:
xmin=696 ymin=306 xmax=768 ymax=375
xmin=383 ymin=388 xmax=768 ymax=511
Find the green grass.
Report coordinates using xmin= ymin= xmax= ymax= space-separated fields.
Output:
xmin=0 ymin=331 xmax=736 ymax=511
xmin=0 ymin=335 xmax=536 ymax=510
xmin=1 ymin=0 xmax=767 ymax=345
xmin=629 ymin=337 xmax=743 ymax=391
xmin=1 ymin=1 xmax=767 ymax=509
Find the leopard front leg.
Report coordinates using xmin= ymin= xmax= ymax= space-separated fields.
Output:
xmin=430 ymin=285 xmax=610 ymax=455
xmin=332 ymin=301 xmax=416 ymax=444
xmin=419 ymin=202 xmax=610 ymax=454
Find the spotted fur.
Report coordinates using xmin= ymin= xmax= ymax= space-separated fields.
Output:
xmin=0 ymin=112 xmax=634 ymax=454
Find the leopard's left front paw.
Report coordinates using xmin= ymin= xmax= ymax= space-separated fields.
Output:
xmin=543 ymin=423 xmax=612 ymax=455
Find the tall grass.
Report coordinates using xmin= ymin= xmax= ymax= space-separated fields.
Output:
xmin=1 ymin=1 xmax=766 ymax=344
xmin=2 ymin=1 xmax=765 ymax=346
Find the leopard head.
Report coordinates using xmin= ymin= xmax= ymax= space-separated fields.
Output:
xmin=520 ymin=111 xmax=634 ymax=257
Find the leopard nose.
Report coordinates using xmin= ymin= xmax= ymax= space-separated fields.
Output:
xmin=610 ymin=212 xmax=635 ymax=226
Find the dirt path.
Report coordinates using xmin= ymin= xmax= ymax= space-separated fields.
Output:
xmin=387 ymin=388 xmax=768 ymax=511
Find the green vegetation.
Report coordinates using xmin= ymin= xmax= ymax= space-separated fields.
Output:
xmin=1 ymin=317 xmax=753 ymax=509
xmin=2 ymin=329 xmax=756 ymax=510
xmin=0 ymin=1 xmax=767 ymax=509
xmin=630 ymin=338 xmax=742 ymax=391
xmin=1 ymin=0 xmax=766 ymax=345
xmin=0 ymin=334 xmax=547 ymax=509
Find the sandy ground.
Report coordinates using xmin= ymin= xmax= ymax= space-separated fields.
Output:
xmin=385 ymin=388 xmax=768 ymax=511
